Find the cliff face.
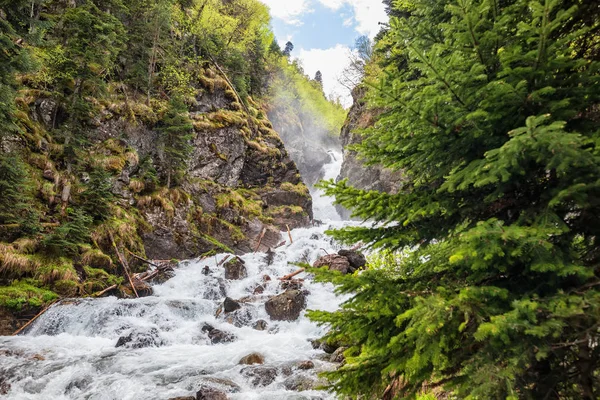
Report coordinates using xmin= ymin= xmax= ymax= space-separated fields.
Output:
xmin=0 ymin=68 xmax=312 ymax=320
xmin=336 ymin=87 xmax=403 ymax=219
xmin=267 ymin=106 xmax=338 ymax=187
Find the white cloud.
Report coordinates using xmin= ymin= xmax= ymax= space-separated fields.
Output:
xmin=317 ymin=0 xmax=387 ymax=38
xmin=259 ymin=0 xmax=312 ymax=23
xmin=296 ymin=45 xmax=355 ymax=108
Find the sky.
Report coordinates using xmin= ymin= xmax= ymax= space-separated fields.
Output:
xmin=258 ymin=0 xmax=388 ymax=108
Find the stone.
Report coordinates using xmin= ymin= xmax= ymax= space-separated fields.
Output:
xmin=199 ymin=377 xmax=241 ymax=393
xmin=0 ymin=376 xmax=10 ymax=395
xmin=264 ymin=290 xmax=307 ymax=321
xmin=240 ymin=366 xmax=278 ymax=387
xmin=196 ymin=385 xmax=228 ymax=400
xmin=42 ymin=169 xmax=55 ymax=182
xmin=202 ymin=266 xmax=211 ymax=275
xmin=252 ymin=320 xmax=268 ymax=331
xmin=238 ymin=352 xmax=265 ymax=365
xmin=202 ymin=324 xmax=236 ymax=344
xmin=115 ymin=328 xmax=164 ymax=349
xmin=224 ymin=259 xmax=247 ymax=280
xmin=168 ymin=397 xmax=195 ymax=400
xmin=312 ymin=254 xmax=352 ymax=274
xmin=330 ymin=346 xmax=347 ymax=363
xmin=281 ymin=280 xmax=303 ymax=291
xmin=283 ymin=375 xmax=317 ymax=391
xmin=223 ymin=297 xmax=241 ymax=313
xmin=297 ymin=360 xmax=315 ymax=370
xmin=253 ymin=284 xmax=265 ymax=295
xmin=337 ymin=249 xmax=366 ymax=271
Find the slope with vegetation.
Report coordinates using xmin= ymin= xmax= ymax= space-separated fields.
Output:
xmin=312 ymin=0 xmax=600 ymax=398
xmin=0 ymin=0 xmax=335 ymax=327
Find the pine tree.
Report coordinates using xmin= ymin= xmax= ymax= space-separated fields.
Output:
xmin=158 ymin=98 xmax=194 ymax=188
xmin=81 ymin=168 xmax=114 ymax=221
xmin=282 ymin=41 xmax=294 ymax=57
xmin=314 ymin=70 xmax=323 ymax=88
xmin=312 ymin=0 xmax=600 ymax=398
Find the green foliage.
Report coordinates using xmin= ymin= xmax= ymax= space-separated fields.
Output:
xmin=43 ymin=208 xmax=92 ymax=256
xmin=0 ymin=279 xmax=58 ymax=310
xmin=158 ymin=97 xmax=194 ymax=188
xmin=0 ymin=153 xmax=41 ymax=234
xmin=81 ymin=168 xmax=114 ymax=221
xmin=313 ymin=0 xmax=600 ymax=399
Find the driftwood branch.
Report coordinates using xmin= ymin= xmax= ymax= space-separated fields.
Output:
xmin=125 ymin=249 xmax=161 ymax=269
xmin=109 ymin=231 xmax=138 ymax=298
xmin=12 ymin=299 xmax=60 ymax=336
xmin=254 ymin=228 xmax=267 ymax=253
xmin=217 ymin=255 xmax=231 ymax=266
xmin=274 ymin=240 xmax=286 ymax=249
xmin=92 ymin=284 xmax=118 ymax=297
xmin=279 ymin=268 xmax=305 ymax=281
xmin=286 ymin=225 xmax=293 ymax=244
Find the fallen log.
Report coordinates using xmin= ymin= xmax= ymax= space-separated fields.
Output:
xmin=254 ymin=228 xmax=267 ymax=253
xmin=92 ymin=284 xmax=118 ymax=297
xmin=125 ymin=249 xmax=162 ymax=269
xmin=286 ymin=224 xmax=293 ymax=244
xmin=109 ymin=232 xmax=138 ymax=298
xmin=12 ymin=299 xmax=60 ymax=336
xmin=279 ymin=268 xmax=305 ymax=281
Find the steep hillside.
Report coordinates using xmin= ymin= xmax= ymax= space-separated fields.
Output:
xmin=0 ymin=0 xmax=313 ymax=326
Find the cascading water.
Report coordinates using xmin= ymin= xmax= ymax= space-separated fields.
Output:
xmin=0 ymin=154 xmax=354 ymax=400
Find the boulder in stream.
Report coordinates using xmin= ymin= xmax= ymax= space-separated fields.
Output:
xmin=238 ymin=352 xmax=264 ymax=365
xmin=337 ymin=249 xmax=366 ymax=271
xmin=312 ymin=254 xmax=352 ymax=274
xmin=223 ymin=297 xmax=241 ymax=313
xmin=283 ymin=374 xmax=317 ymax=391
xmin=202 ymin=324 xmax=236 ymax=344
xmin=115 ymin=327 xmax=164 ymax=349
xmin=223 ymin=258 xmax=247 ymax=280
xmin=196 ymin=385 xmax=228 ymax=400
xmin=240 ymin=366 xmax=278 ymax=387
xmin=264 ymin=290 xmax=307 ymax=321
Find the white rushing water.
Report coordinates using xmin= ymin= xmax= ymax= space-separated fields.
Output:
xmin=0 ymin=154 xmax=353 ymax=400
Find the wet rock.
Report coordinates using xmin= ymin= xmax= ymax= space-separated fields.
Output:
xmin=310 ymin=338 xmax=339 ymax=354
xmin=223 ymin=258 xmax=247 ymax=280
xmin=283 ymin=375 xmax=317 ymax=391
xmin=265 ymin=290 xmax=307 ymax=321
xmin=337 ymin=250 xmax=366 ymax=271
xmin=196 ymin=384 xmax=228 ymax=400
xmin=281 ymin=280 xmax=303 ymax=291
xmin=297 ymin=360 xmax=315 ymax=370
xmin=223 ymin=297 xmax=241 ymax=313
xmin=115 ymin=328 xmax=164 ymax=349
xmin=330 ymin=346 xmax=347 ymax=363
xmin=203 ymin=277 xmax=227 ymax=300
xmin=202 ymin=324 xmax=236 ymax=344
xmin=253 ymin=284 xmax=265 ymax=295
xmin=262 ymin=275 xmax=272 ymax=282
xmin=312 ymin=254 xmax=352 ymax=274
xmin=240 ymin=366 xmax=278 ymax=387
xmin=238 ymin=352 xmax=265 ymax=365
xmin=252 ymin=320 xmax=268 ymax=331
xmin=0 ymin=376 xmax=10 ymax=395
xmin=198 ymin=377 xmax=241 ymax=393
xmin=168 ymin=397 xmax=195 ymax=400
xmin=65 ymin=377 xmax=91 ymax=393
xmin=43 ymin=169 xmax=55 ymax=181
xmin=202 ymin=266 xmax=211 ymax=275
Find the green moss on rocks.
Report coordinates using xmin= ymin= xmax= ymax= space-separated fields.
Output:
xmin=0 ymin=280 xmax=58 ymax=310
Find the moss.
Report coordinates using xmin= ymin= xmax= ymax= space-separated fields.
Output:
xmin=83 ymin=266 xmax=122 ymax=294
xmin=34 ymin=257 xmax=78 ymax=284
xmin=0 ymin=280 xmax=58 ymax=310
xmin=216 ymin=189 xmax=263 ymax=218
xmin=246 ymin=139 xmax=281 ymax=157
xmin=201 ymin=233 xmax=234 ymax=254
xmin=53 ymin=279 xmax=79 ymax=297
xmin=80 ymin=246 xmax=114 ymax=271
xmin=0 ymin=243 xmax=42 ymax=278
xmin=280 ymin=182 xmax=310 ymax=196
xmin=268 ymin=205 xmax=307 ymax=216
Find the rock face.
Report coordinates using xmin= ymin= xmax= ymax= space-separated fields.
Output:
xmin=267 ymin=106 xmax=339 ymax=188
xmin=336 ymin=86 xmax=404 ymax=219
xmin=264 ymin=290 xmax=307 ymax=321
xmin=80 ymin=70 xmax=313 ymax=261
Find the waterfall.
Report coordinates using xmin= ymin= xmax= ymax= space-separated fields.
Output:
xmin=0 ymin=156 xmax=355 ymax=400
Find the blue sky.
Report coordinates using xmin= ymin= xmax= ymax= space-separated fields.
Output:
xmin=259 ymin=0 xmax=388 ymax=107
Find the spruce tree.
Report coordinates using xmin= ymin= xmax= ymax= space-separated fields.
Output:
xmin=158 ymin=98 xmax=194 ymax=188
xmin=312 ymin=0 xmax=600 ymax=399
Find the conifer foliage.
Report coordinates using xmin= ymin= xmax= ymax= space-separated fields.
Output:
xmin=313 ymin=0 xmax=600 ymax=398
